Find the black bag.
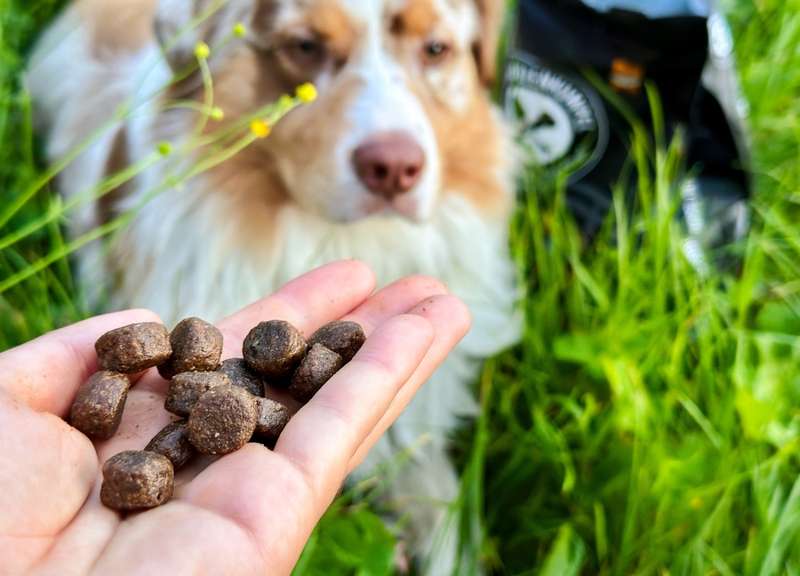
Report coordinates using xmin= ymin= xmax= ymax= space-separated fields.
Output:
xmin=504 ymin=0 xmax=750 ymax=268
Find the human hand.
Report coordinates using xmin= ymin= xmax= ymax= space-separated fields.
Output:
xmin=0 ymin=261 xmax=470 ymax=575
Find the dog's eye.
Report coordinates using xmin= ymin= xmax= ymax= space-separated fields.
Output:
xmin=285 ymin=36 xmax=326 ymax=67
xmin=421 ymin=40 xmax=451 ymax=65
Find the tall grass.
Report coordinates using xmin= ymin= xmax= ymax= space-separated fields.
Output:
xmin=0 ymin=1 xmax=798 ymax=575
xmin=459 ymin=2 xmax=800 ymax=574
xmin=0 ymin=0 xmax=74 ymax=347
xmin=467 ymin=125 xmax=800 ymax=575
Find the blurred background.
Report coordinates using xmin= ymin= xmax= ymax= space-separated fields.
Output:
xmin=1 ymin=0 xmax=799 ymax=574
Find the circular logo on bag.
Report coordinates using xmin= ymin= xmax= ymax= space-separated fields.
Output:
xmin=504 ymin=53 xmax=608 ymax=178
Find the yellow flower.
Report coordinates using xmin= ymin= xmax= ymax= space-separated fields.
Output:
xmin=233 ymin=22 xmax=247 ymax=38
xmin=296 ymin=82 xmax=318 ymax=103
xmin=250 ymin=119 xmax=271 ymax=138
xmin=194 ymin=41 xmax=211 ymax=61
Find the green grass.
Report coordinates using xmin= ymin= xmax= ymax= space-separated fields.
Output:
xmin=0 ymin=0 xmax=77 ymax=347
xmin=2 ymin=1 xmax=800 ymax=574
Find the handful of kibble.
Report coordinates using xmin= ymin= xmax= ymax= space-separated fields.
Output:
xmin=70 ymin=317 xmax=365 ymax=511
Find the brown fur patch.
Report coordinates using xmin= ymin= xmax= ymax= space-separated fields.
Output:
xmin=98 ymin=129 xmax=131 ymax=225
xmin=252 ymin=0 xmax=280 ymax=36
xmin=307 ymin=0 xmax=359 ymax=60
xmin=77 ymin=0 xmax=157 ymax=58
xmin=197 ymin=50 xmax=288 ymax=198
xmin=204 ymin=148 xmax=286 ymax=245
xmin=425 ymin=91 xmax=511 ymax=216
xmin=473 ymin=0 xmax=505 ymax=84
xmin=205 ymin=50 xmax=290 ymax=121
xmin=155 ymin=50 xmax=289 ymax=247
xmin=267 ymin=74 xmax=362 ymax=161
xmin=394 ymin=0 xmax=439 ymax=38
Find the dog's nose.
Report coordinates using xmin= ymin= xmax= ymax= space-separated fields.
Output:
xmin=352 ymin=132 xmax=425 ymax=200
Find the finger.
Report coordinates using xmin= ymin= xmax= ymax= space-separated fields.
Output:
xmin=27 ymin=480 xmax=121 ymax=576
xmin=135 ymin=260 xmax=377 ymax=395
xmin=0 ymin=391 xmax=98 ymax=573
xmin=342 ymin=275 xmax=448 ymax=334
xmin=0 ymin=309 xmax=161 ymax=416
xmin=255 ymin=274 xmax=450 ymax=420
xmin=87 ymin=500 xmax=264 ymax=576
xmin=347 ymin=295 xmax=471 ymax=472
xmin=275 ymin=314 xmax=435 ymax=502
xmin=177 ymin=446 xmax=316 ymax=575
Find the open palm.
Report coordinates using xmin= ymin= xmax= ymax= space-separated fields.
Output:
xmin=0 ymin=261 xmax=470 ymax=575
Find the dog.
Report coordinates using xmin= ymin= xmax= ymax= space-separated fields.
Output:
xmin=28 ymin=0 xmax=518 ymax=572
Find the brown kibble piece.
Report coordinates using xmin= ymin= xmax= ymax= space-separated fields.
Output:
xmin=243 ymin=320 xmax=307 ymax=381
xmin=95 ymin=322 xmax=171 ymax=373
xmin=288 ymin=344 xmax=343 ymax=403
xmin=100 ymin=450 xmax=174 ymax=511
xmin=145 ymin=421 xmax=195 ymax=470
xmin=70 ymin=371 xmax=131 ymax=440
xmin=308 ymin=321 xmax=366 ymax=362
xmin=188 ymin=386 xmax=258 ymax=455
xmin=219 ymin=358 xmax=264 ymax=397
xmin=158 ymin=317 xmax=223 ymax=379
xmin=253 ymin=397 xmax=291 ymax=443
xmin=164 ymin=371 xmax=231 ymax=417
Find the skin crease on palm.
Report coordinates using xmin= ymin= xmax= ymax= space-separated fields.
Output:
xmin=0 ymin=260 xmax=471 ymax=576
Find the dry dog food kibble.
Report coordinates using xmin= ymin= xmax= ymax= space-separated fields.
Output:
xmin=84 ymin=316 xmax=365 ymax=510
xmin=164 ymin=371 xmax=232 ymax=417
xmin=188 ymin=386 xmax=258 ymax=455
xmin=219 ymin=358 xmax=265 ymax=397
xmin=145 ymin=420 xmax=195 ymax=470
xmin=158 ymin=317 xmax=223 ymax=379
xmin=95 ymin=322 xmax=171 ymax=373
xmin=100 ymin=450 xmax=174 ymax=511
xmin=254 ymin=397 xmax=291 ymax=442
xmin=289 ymin=344 xmax=343 ymax=403
xmin=308 ymin=321 xmax=366 ymax=362
xmin=70 ymin=371 xmax=131 ymax=440
xmin=243 ymin=320 xmax=307 ymax=381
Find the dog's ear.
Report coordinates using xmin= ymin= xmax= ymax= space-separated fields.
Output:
xmin=154 ymin=0 xmax=254 ymax=72
xmin=472 ymin=0 xmax=506 ymax=86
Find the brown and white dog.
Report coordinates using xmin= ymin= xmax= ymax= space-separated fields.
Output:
xmin=29 ymin=0 xmax=518 ymax=571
